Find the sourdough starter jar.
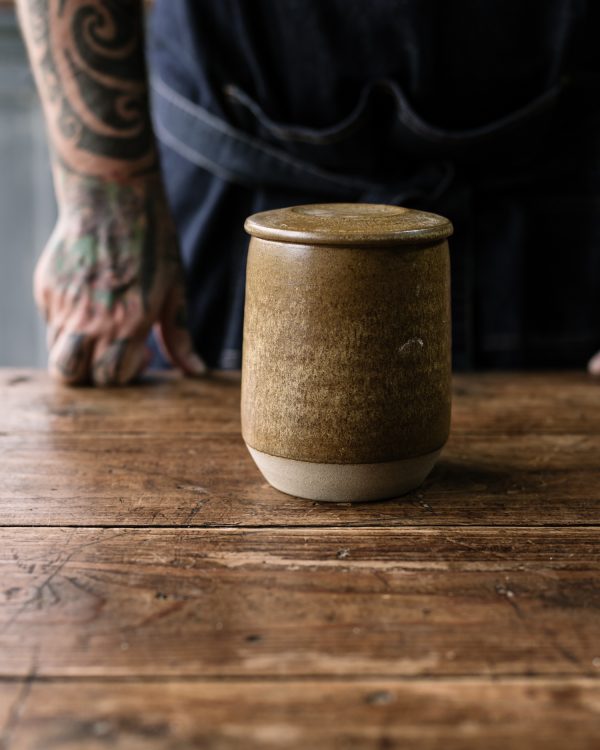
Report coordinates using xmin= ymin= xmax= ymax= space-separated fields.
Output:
xmin=241 ymin=203 xmax=453 ymax=502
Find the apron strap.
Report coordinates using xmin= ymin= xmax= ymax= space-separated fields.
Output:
xmin=151 ymin=76 xmax=454 ymax=204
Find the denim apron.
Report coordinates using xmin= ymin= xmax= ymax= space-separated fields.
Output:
xmin=149 ymin=0 xmax=600 ymax=371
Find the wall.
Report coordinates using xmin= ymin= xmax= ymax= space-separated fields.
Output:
xmin=0 ymin=9 xmax=55 ymax=367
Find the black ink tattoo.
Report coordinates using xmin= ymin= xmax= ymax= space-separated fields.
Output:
xmin=92 ymin=337 xmax=129 ymax=384
xmin=23 ymin=0 xmax=157 ymax=177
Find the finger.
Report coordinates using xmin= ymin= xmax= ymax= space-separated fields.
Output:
xmin=49 ymin=331 xmax=93 ymax=385
xmin=91 ymin=337 xmax=148 ymax=386
xmin=118 ymin=342 xmax=151 ymax=384
xmin=158 ymin=284 xmax=206 ymax=376
xmin=588 ymin=351 xmax=600 ymax=376
xmin=155 ymin=323 xmax=206 ymax=376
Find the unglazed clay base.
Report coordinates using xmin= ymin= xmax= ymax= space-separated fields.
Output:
xmin=247 ymin=446 xmax=442 ymax=503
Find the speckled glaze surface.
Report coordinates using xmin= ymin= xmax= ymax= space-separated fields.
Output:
xmin=244 ymin=203 xmax=453 ymax=246
xmin=241 ymin=203 xmax=453 ymax=500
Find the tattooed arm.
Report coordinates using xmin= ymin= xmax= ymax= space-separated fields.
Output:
xmin=17 ymin=0 xmax=205 ymax=385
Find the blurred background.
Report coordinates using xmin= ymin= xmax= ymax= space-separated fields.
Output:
xmin=0 ymin=3 xmax=55 ymax=366
xmin=1 ymin=1 xmax=598 ymax=372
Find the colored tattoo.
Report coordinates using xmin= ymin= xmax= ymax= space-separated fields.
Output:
xmin=19 ymin=0 xmax=194 ymax=385
xmin=50 ymin=169 xmax=177 ymax=314
xmin=19 ymin=0 xmax=157 ymax=179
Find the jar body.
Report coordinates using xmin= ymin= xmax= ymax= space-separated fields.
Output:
xmin=241 ymin=236 xmax=451 ymax=501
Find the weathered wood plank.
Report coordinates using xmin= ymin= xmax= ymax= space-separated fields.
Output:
xmin=451 ymin=372 xmax=600 ymax=435
xmin=0 ymin=682 xmax=21 ymax=736
xmin=0 ymin=370 xmax=243 ymax=436
xmin=0 ymin=528 xmax=599 ymax=678
xmin=2 ymin=679 xmax=599 ymax=750
xmin=1 ymin=370 xmax=598 ymax=436
xmin=1 ymin=369 xmax=598 ymax=527
xmin=1 ymin=430 xmax=598 ymax=526
xmin=1 ymin=370 xmax=599 ymax=742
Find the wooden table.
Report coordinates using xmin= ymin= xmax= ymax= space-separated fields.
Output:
xmin=0 ymin=369 xmax=599 ymax=749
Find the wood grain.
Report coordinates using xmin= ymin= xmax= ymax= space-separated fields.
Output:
xmin=1 ymin=370 xmax=599 ymax=527
xmin=0 ymin=682 xmax=21 ymax=733
xmin=1 ymin=369 xmax=599 ymax=749
xmin=2 ymin=370 xmax=599 ymax=436
xmin=1 ymin=527 xmax=599 ymax=678
xmin=2 ymin=679 xmax=600 ymax=750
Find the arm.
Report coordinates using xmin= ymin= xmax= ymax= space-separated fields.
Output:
xmin=17 ymin=0 xmax=205 ymax=384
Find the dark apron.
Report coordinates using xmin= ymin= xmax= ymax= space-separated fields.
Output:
xmin=149 ymin=0 xmax=600 ymax=371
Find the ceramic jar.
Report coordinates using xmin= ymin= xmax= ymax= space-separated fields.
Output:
xmin=241 ymin=203 xmax=453 ymax=502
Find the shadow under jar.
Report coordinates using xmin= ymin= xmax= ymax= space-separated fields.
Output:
xmin=242 ymin=203 xmax=453 ymax=502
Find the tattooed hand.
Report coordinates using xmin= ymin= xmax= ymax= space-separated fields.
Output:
xmin=18 ymin=0 xmax=205 ymax=384
xmin=35 ymin=167 xmax=205 ymax=384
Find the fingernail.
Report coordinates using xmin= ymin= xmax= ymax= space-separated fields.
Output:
xmin=186 ymin=352 xmax=207 ymax=376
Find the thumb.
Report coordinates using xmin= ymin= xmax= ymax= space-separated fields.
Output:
xmin=157 ymin=281 xmax=206 ymax=376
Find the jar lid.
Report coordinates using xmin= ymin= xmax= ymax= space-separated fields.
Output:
xmin=244 ymin=203 xmax=453 ymax=246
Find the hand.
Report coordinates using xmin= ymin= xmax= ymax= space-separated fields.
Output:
xmin=34 ymin=170 xmax=206 ymax=386
xmin=589 ymin=351 xmax=600 ymax=376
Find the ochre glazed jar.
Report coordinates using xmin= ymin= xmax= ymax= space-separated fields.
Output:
xmin=242 ymin=203 xmax=453 ymax=502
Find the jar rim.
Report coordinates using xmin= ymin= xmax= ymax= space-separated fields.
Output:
xmin=244 ymin=203 xmax=453 ymax=246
